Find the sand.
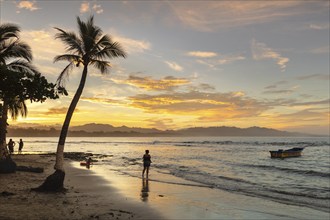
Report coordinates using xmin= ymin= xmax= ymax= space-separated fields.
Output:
xmin=1 ymin=154 xmax=329 ymax=220
xmin=0 ymin=154 xmax=163 ymax=220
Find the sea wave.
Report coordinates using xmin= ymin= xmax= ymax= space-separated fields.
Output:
xmin=239 ymin=164 xmax=330 ymax=178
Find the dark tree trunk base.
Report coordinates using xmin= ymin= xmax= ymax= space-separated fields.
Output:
xmin=0 ymin=157 xmax=17 ymax=173
xmin=32 ymin=170 xmax=66 ymax=192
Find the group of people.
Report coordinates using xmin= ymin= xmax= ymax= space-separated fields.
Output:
xmin=7 ymin=138 xmax=24 ymax=154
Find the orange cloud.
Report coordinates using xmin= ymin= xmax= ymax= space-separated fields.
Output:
xmin=124 ymin=75 xmax=190 ymax=91
xmin=17 ymin=1 xmax=40 ymax=11
xmin=128 ymin=91 xmax=268 ymax=120
xmin=187 ymin=51 xmax=218 ymax=58
xmin=45 ymin=107 xmax=72 ymax=115
xmin=81 ymin=97 xmax=126 ymax=105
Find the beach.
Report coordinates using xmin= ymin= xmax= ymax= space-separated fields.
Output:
xmin=1 ymin=149 xmax=329 ymax=220
xmin=0 ymin=154 xmax=163 ymax=220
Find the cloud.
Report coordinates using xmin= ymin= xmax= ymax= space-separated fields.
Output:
xmin=251 ymin=39 xmax=289 ymax=71
xmin=264 ymin=81 xmax=288 ymax=89
xmin=308 ymin=23 xmax=329 ymax=30
xmin=45 ymin=107 xmax=71 ymax=115
xmin=164 ymin=61 xmax=183 ymax=72
xmin=128 ymin=91 xmax=268 ymax=120
xmin=118 ymin=75 xmax=190 ymax=91
xmin=311 ymin=46 xmax=330 ymax=54
xmin=80 ymin=2 xmax=90 ymax=13
xmin=263 ymin=89 xmax=295 ymax=95
xmin=112 ymin=34 xmax=151 ymax=54
xmin=297 ymin=74 xmax=329 ymax=81
xmin=218 ymin=54 xmax=246 ymax=65
xmin=145 ymin=118 xmax=174 ymax=130
xmin=196 ymin=53 xmax=246 ymax=69
xmin=80 ymin=2 xmax=104 ymax=14
xmin=16 ymin=1 xmax=40 ymax=11
xmin=20 ymin=29 xmax=66 ymax=75
xmin=168 ymin=1 xmax=326 ymax=31
xmin=81 ymin=97 xmax=126 ymax=105
xmin=93 ymin=4 xmax=104 ymax=14
xmin=186 ymin=51 xmax=218 ymax=58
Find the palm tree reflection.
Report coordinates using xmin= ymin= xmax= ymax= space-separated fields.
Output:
xmin=140 ymin=178 xmax=149 ymax=202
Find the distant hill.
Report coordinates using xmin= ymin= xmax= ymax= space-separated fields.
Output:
xmin=7 ymin=124 xmax=314 ymax=137
xmin=71 ymin=123 xmax=162 ymax=134
xmin=176 ymin=126 xmax=304 ymax=137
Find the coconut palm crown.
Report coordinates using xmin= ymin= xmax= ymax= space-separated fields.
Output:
xmin=54 ymin=15 xmax=127 ymax=87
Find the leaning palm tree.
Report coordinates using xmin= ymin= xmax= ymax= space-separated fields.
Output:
xmin=38 ymin=16 xmax=126 ymax=191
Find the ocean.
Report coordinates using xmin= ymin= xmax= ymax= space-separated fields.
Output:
xmin=9 ymin=136 xmax=330 ymax=213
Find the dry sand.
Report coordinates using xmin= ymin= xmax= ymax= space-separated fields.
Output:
xmin=0 ymin=154 xmax=164 ymax=220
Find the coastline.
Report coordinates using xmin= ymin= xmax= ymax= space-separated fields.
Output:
xmin=0 ymin=154 xmax=164 ymax=220
xmin=1 ymin=153 xmax=329 ymax=220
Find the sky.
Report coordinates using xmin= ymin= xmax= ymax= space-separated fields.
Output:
xmin=0 ymin=0 xmax=329 ymax=135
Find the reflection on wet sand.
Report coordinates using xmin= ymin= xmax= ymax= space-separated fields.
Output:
xmin=140 ymin=178 xmax=149 ymax=202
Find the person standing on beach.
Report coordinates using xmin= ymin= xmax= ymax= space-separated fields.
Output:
xmin=142 ymin=150 xmax=152 ymax=179
xmin=18 ymin=139 xmax=24 ymax=154
xmin=7 ymin=139 xmax=15 ymax=154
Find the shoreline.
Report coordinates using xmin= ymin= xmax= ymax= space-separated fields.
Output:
xmin=0 ymin=154 xmax=164 ymax=220
xmin=1 ymin=153 xmax=329 ymax=220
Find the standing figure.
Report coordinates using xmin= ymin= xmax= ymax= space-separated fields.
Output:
xmin=142 ymin=150 xmax=152 ymax=179
xmin=7 ymin=139 xmax=15 ymax=154
xmin=18 ymin=139 xmax=24 ymax=154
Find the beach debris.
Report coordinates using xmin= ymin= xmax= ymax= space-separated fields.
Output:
xmin=158 ymin=194 xmax=164 ymax=197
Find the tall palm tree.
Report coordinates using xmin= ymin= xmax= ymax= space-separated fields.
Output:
xmin=38 ymin=16 xmax=126 ymax=190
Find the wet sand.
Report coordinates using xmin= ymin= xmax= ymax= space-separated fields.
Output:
xmin=88 ymin=163 xmax=330 ymax=220
xmin=0 ymin=154 xmax=163 ymax=220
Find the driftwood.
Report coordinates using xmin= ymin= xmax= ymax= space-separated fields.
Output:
xmin=16 ymin=166 xmax=44 ymax=173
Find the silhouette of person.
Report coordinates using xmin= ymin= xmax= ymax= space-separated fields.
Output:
xmin=86 ymin=157 xmax=92 ymax=169
xmin=18 ymin=139 xmax=24 ymax=154
xmin=140 ymin=178 xmax=149 ymax=202
xmin=142 ymin=150 xmax=152 ymax=179
xmin=7 ymin=139 xmax=15 ymax=154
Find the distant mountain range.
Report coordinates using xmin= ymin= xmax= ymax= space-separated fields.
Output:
xmin=7 ymin=123 xmax=316 ymax=137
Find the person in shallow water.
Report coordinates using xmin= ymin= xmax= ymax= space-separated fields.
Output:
xmin=18 ymin=139 xmax=24 ymax=154
xmin=7 ymin=139 xmax=15 ymax=154
xmin=142 ymin=150 xmax=152 ymax=179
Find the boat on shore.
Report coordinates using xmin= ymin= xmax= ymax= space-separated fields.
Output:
xmin=270 ymin=147 xmax=304 ymax=158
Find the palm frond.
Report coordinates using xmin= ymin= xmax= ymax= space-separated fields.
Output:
xmin=0 ymin=23 xmax=20 ymax=42
xmin=0 ymin=40 xmax=33 ymax=62
xmin=96 ymin=42 xmax=127 ymax=59
xmin=54 ymin=54 xmax=82 ymax=64
xmin=90 ymin=59 xmax=111 ymax=74
xmin=8 ymin=98 xmax=27 ymax=120
xmin=54 ymin=27 xmax=83 ymax=54
xmin=77 ymin=15 xmax=103 ymax=53
xmin=56 ymin=61 xmax=75 ymax=87
xmin=7 ymin=60 xmax=40 ymax=75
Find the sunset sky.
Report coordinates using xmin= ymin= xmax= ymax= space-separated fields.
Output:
xmin=1 ymin=1 xmax=329 ymax=135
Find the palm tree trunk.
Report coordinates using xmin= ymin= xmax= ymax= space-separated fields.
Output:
xmin=0 ymin=101 xmax=8 ymax=159
xmin=54 ymin=65 xmax=88 ymax=171
xmin=0 ymin=100 xmax=16 ymax=173
xmin=35 ymin=65 xmax=88 ymax=191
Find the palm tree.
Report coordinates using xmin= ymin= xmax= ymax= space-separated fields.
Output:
xmin=38 ymin=16 xmax=126 ymax=191
xmin=0 ymin=23 xmax=40 ymax=163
